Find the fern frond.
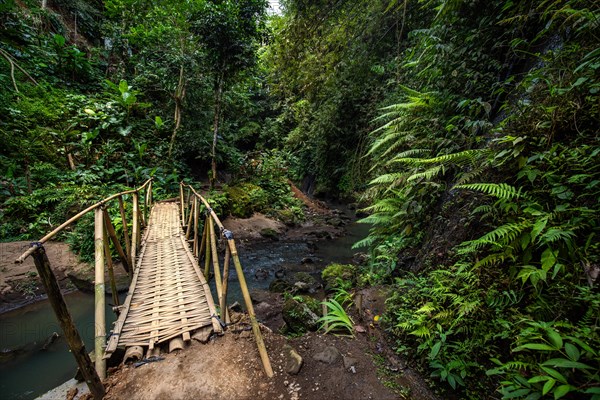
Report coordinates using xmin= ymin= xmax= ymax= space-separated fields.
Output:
xmin=407 ymin=165 xmax=444 ymax=182
xmin=455 ymin=183 xmax=523 ymax=200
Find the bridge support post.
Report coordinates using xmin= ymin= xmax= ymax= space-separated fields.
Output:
xmin=31 ymin=245 xmax=105 ymax=399
xmin=227 ymin=238 xmax=274 ymax=378
xmin=117 ymin=195 xmax=132 ymax=280
xmin=131 ymin=192 xmax=139 ymax=268
xmin=94 ymin=208 xmax=107 ymax=380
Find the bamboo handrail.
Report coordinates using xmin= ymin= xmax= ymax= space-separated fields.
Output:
xmin=179 ymin=182 xmax=274 ymax=378
xmin=15 ymin=179 xmax=153 ymax=264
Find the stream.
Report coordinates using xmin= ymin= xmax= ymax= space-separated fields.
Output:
xmin=0 ymin=212 xmax=369 ymax=400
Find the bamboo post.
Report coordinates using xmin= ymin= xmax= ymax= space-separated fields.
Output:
xmin=197 ymin=215 xmax=208 ymax=262
xmin=179 ymin=184 xmax=185 ymax=226
xmin=103 ymin=228 xmax=119 ymax=308
xmin=94 ymin=208 xmax=106 ymax=380
xmin=185 ymin=198 xmax=194 ymax=239
xmin=209 ymin=219 xmax=224 ymax=313
xmin=102 ymin=208 xmax=130 ymax=274
xmin=226 ymin=237 xmax=273 ymax=377
xmin=31 ymin=246 xmax=105 ymax=399
xmin=203 ymin=216 xmax=212 ymax=279
xmin=131 ymin=192 xmax=139 ymax=269
xmin=221 ymin=246 xmax=231 ymax=324
xmin=117 ymin=195 xmax=131 ymax=277
xmin=192 ymin=197 xmax=199 ymax=257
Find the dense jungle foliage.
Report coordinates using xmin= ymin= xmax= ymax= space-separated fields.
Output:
xmin=1 ymin=0 xmax=599 ymax=398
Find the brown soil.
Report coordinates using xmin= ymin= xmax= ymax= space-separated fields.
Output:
xmin=103 ymin=288 xmax=438 ymax=400
xmin=223 ymin=213 xmax=287 ymax=241
xmin=0 ymin=241 xmax=130 ymax=313
xmin=0 ymin=241 xmax=91 ymax=313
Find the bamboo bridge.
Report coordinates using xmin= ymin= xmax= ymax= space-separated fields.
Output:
xmin=15 ymin=180 xmax=272 ymax=400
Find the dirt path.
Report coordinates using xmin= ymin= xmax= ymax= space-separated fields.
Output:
xmin=104 ymin=324 xmax=433 ymax=400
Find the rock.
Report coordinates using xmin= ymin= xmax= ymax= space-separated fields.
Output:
xmin=327 ymin=217 xmax=344 ymax=227
xmin=66 ymin=270 xmax=94 ymax=293
xmin=269 ymin=279 xmax=293 ymax=293
xmin=321 ymin=263 xmax=356 ymax=288
xmin=282 ymin=296 xmax=321 ymax=333
xmin=343 ymin=355 xmax=358 ymax=369
xmin=192 ymin=326 xmax=213 ymax=344
xmin=254 ymin=268 xmax=269 ymax=280
xmin=352 ymin=252 xmax=368 ymax=266
xmin=229 ymin=301 xmax=243 ymax=312
xmin=313 ymin=346 xmax=340 ymax=364
xmin=284 ymin=345 xmax=303 ymax=375
xmin=354 ymin=325 xmax=367 ymax=333
xmin=254 ymin=301 xmax=279 ymax=320
xmin=290 ymin=272 xmax=321 ymax=294
xmin=66 ymin=387 xmax=78 ymax=400
xmin=250 ymin=289 xmax=272 ymax=303
xmin=259 ymin=228 xmax=280 ymax=240
xmin=275 ymin=269 xmax=286 ymax=279
xmin=301 ymin=257 xmax=314 ymax=264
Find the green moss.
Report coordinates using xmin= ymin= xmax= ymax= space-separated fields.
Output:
xmin=322 ymin=263 xmax=356 ymax=288
xmin=225 ymin=183 xmax=268 ymax=217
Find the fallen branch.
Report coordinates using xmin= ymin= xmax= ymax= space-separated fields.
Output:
xmin=0 ymin=48 xmax=39 ymax=92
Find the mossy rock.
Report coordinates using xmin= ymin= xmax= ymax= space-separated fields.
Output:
xmin=225 ymin=183 xmax=269 ymax=218
xmin=322 ymin=263 xmax=356 ymax=288
xmin=290 ymin=272 xmax=321 ymax=293
xmin=269 ymin=278 xmax=293 ymax=293
xmin=259 ymin=228 xmax=279 ymax=240
xmin=282 ymin=295 xmax=321 ymax=334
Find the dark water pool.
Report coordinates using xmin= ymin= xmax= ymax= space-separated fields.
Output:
xmin=0 ymin=216 xmax=369 ymax=399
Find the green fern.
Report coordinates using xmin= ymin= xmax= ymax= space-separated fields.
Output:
xmin=455 ymin=183 xmax=522 ymax=200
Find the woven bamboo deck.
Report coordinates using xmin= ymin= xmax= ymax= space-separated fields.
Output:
xmin=105 ymin=202 xmax=221 ymax=357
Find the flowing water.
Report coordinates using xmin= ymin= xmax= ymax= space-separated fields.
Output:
xmin=0 ymin=213 xmax=369 ymax=399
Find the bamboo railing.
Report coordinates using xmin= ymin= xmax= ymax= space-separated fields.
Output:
xmin=179 ymin=182 xmax=274 ymax=378
xmin=14 ymin=179 xmax=154 ymax=399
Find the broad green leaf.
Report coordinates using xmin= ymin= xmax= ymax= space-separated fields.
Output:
xmin=430 ymin=341 xmax=442 ymax=359
xmin=540 ymin=366 xmax=568 ymax=384
xmin=542 ymin=358 xmax=594 ymax=369
xmin=528 ymin=376 xmax=549 ymax=383
xmin=514 ymin=343 xmax=556 ymax=352
xmin=531 ymin=217 xmax=548 ymax=240
xmin=541 ymin=248 xmax=557 ymax=272
xmin=542 ymin=378 xmax=556 ymax=395
xmin=545 ymin=328 xmax=563 ymax=350
xmin=564 ymin=343 xmax=580 ymax=361
xmin=553 ymin=384 xmax=571 ymax=399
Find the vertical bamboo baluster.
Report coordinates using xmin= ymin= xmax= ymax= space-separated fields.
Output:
xmin=197 ymin=213 xmax=208 ymax=260
xmin=131 ymin=192 xmax=139 ymax=268
xmin=185 ymin=199 xmax=194 ymax=239
xmin=203 ymin=216 xmax=212 ymax=279
xmin=102 ymin=208 xmax=130 ymax=274
xmin=117 ymin=195 xmax=131 ymax=277
xmin=226 ymin=238 xmax=273 ymax=377
xmin=209 ymin=219 xmax=223 ymax=315
xmin=221 ymin=246 xmax=231 ymax=324
xmin=103 ymin=227 xmax=119 ymax=308
xmin=192 ymin=197 xmax=199 ymax=257
xmin=31 ymin=246 xmax=105 ymax=399
xmin=186 ymin=188 xmax=192 ymax=221
xmin=147 ymin=180 xmax=152 ymax=208
xmin=179 ymin=184 xmax=185 ymax=226
xmin=94 ymin=208 xmax=106 ymax=380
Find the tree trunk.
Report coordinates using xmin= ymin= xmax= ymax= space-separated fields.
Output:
xmin=210 ymin=74 xmax=224 ymax=189
xmin=168 ymin=65 xmax=186 ymax=159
